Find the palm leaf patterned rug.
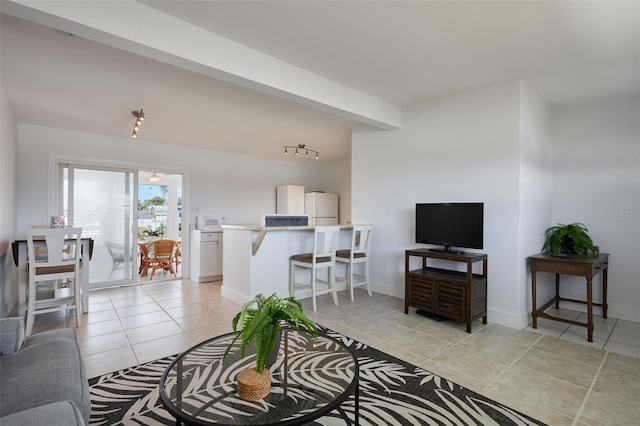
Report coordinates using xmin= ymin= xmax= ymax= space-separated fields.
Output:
xmin=89 ymin=327 xmax=546 ymax=425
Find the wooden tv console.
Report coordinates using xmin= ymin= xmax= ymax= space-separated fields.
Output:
xmin=404 ymin=249 xmax=487 ymax=333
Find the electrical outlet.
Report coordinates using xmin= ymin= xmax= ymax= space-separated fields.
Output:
xmin=394 ymin=264 xmax=400 ymax=273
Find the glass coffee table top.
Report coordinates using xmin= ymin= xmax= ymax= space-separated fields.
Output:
xmin=160 ymin=329 xmax=359 ymax=425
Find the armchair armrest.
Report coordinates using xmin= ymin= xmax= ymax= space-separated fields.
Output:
xmin=0 ymin=317 xmax=25 ymax=355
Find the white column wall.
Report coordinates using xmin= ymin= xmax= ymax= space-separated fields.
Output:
xmin=518 ymin=82 xmax=554 ymax=326
xmin=352 ymin=81 xmax=525 ymax=328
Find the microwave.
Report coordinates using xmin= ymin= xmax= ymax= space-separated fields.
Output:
xmin=196 ymin=215 xmax=224 ymax=230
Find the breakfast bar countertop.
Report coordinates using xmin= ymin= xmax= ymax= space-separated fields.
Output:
xmin=222 ymin=224 xmax=354 ymax=231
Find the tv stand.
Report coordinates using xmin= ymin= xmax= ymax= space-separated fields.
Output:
xmin=416 ymin=310 xmax=447 ymax=321
xmin=405 ymin=249 xmax=487 ymax=333
xmin=428 ymin=248 xmax=465 ymax=255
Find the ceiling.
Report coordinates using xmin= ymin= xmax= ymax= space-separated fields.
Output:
xmin=1 ymin=1 xmax=638 ymax=162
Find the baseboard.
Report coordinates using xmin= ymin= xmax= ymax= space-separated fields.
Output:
xmin=487 ymin=307 xmax=530 ymax=330
xmin=220 ymin=286 xmax=250 ymax=306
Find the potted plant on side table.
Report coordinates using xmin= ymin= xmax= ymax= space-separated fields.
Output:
xmin=542 ymin=222 xmax=599 ymax=256
xmin=224 ymin=293 xmax=318 ymax=401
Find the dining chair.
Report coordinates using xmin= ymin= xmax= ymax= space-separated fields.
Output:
xmin=104 ymin=240 xmax=126 ymax=280
xmin=336 ymin=225 xmax=373 ymax=301
xmin=138 ymin=242 xmax=151 ymax=277
xmin=172 ymin=241 xmax=182 ymax=271
xmin=148 ymin=239 xmax=177 ymax=280
xmin=289 ymin=226 xmax=340 ymax=311
xmin=25 ymin=227 xmax=83 ymax=336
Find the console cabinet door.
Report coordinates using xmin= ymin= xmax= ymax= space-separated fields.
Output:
xmin=409 ymin=278 xmax=435 ymax=311
xmin=436 ymin=281 xmax=465 ymax=321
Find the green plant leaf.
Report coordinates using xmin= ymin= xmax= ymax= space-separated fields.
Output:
xmin=541 ymin=222 xmax=598 ymax=255
xmin=222 ymin=293 xmax=318 ymax=372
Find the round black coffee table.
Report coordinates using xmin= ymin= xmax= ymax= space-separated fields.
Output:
xmin=159 ymin=329 xmax=359 ymax=425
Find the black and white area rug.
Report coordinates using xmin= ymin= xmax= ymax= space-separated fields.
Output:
xmin=89 ymin=328 xmax=546 ymax=425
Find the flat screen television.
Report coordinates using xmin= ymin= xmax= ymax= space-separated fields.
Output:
xmin=415 ymin=203 xmax=484 ymax=253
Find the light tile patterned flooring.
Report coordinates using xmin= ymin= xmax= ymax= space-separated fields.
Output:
xmin=29 ymin=279 xmax=640 ymax=426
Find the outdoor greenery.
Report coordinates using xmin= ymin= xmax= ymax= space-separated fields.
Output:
xmin=542 ymin=222 xmax=599 ymax=255
xmin=224 ymin=293 xmax=318 ymax=373
xmin=138 ymin=196 xmax=166 ymax=211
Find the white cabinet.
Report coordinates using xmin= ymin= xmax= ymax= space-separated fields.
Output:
xmin=190 ymin=230 xmax=222 ymax=282
xmin=276 ymin=185 xmax=305 ymax=214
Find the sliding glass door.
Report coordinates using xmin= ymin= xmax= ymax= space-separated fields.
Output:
xmin=61 ymin=165 xmax=137 ymax=288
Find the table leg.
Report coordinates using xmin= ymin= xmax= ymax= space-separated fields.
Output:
xmin=555 ymin=274 xmax=560 ymax=309
xmin=80 ymin=239 xmax=91 ymax=314
xmin=586 ymin=277 xmax=594 ymax=342
xmin=404 ymin=254 xmax=409 ymax=314
xmin=531 ymin=271 xmax=538 ymax=329
xmin=602 ymin=267 xmax=608 ymax=318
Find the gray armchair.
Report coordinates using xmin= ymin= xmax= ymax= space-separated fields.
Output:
xmin=0 ymin=318 xmax=89 ymax=426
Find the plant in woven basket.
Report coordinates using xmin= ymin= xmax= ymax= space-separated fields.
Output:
xmin=223 ymin=293 xmax=318 ymax=401
xmin=542 ymin=222 xmax=599 ymax=256
xmin=224 ymin=293 xmax=318 ymax=374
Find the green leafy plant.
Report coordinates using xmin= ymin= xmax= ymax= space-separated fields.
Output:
xmin=542 ymin=222 xmax=599 ymax=255
xmin=224 ymin=293 xmax=318 ymax=373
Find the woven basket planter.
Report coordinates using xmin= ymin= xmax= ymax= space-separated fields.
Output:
xmin=237 ymin=367 xmax=271 ymax=401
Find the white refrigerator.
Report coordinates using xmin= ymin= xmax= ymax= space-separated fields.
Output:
xmin=305 ymin=192 xmax=339 ymax=225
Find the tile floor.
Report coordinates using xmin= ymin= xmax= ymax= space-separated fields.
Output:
xmin=28 ymin=279 xmax=640 ymax=426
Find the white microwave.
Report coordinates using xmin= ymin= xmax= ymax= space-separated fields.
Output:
xmin=196 ymin=215 xmax=224 ymax=230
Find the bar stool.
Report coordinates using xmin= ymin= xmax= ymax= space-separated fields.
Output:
xmin=336 ymin=225 xmax=373 ymax=301
xmin=25 ymin=227 xmax=83 ymax=336
xmin=289 ymin=226 xmax=340 ymax=312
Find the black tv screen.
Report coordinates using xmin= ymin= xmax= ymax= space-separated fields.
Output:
xmin=416 ymin=203 xmax=484 ymax=252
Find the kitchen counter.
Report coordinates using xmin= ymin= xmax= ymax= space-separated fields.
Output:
xmin=222 ymin=224 xmax=353 ymax=255
xmin=221 ymin=224 xmax=356 ymax=305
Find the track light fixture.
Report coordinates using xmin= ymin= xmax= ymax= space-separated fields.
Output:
xmin=131 ymin=109 xmax=145 ymax=138
xmin=282 ymin=144 xmax=319 ymax=160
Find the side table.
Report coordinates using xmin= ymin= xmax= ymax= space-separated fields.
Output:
xmin=528 ymin=252 xmax=609 ymax=342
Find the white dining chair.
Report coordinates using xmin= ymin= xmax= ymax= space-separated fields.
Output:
xmin=336 ymin=225 xmax=373 ymax=301
xmin=25 ymin=227 xmax=83 ymax=336
xmin=289 ymin=226 xmax=341 ymax=312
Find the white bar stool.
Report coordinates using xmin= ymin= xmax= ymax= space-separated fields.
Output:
xmin=289 ymin=226 xmax=341 ymax=312
xmin=336 ymin=225 xmax=373 ymax=301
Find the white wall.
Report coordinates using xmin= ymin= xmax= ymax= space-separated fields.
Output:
xmin=0 ymin=90 xmax=18 ymax=317
xmin=307 ymin=156 xmax=352 ymax=224
xmin=518 ymin=83 xmax=554 ymax=323
xmin=551 ymin=96 xmax=640 ymax=322
xmin=352 ymin=81 xmax=528 ymax=328
xmin=15 ymin=124 xmax=349 ymax=281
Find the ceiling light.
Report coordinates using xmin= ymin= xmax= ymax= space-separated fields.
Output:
xmin=131 ymin=109 xmax=145 ymax=138
xmin=149 ymin=172 xmax=160 ymax=183
xmin=282 ymin=144 xmax=319 ymax=160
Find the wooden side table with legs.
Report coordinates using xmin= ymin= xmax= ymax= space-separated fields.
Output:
xmin=528 ymin=252 xmax=609 ymax=342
